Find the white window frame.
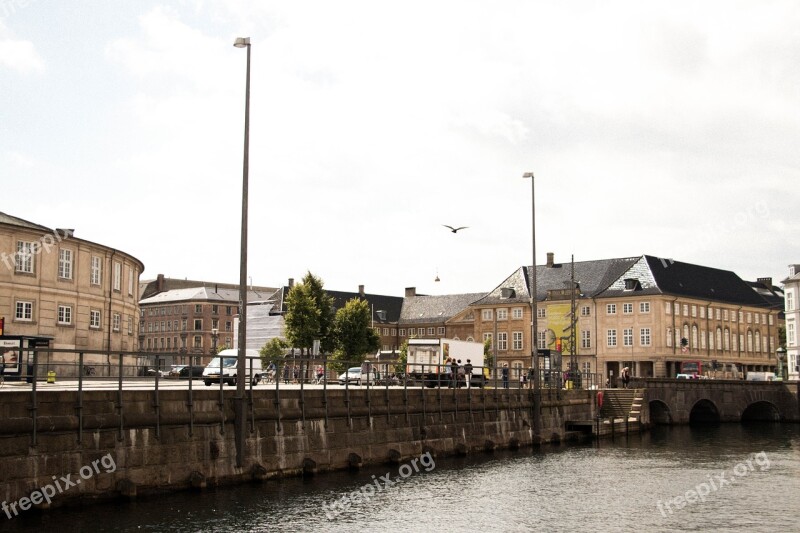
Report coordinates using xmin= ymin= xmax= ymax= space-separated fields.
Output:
xmin=90 ymin=309 xmax=101 ymax=329
xmin=128 ymin=267 xmax=134 ymax=296
xmin=437 ymin=327 xmax=445 ymax=335
xmin=607 ymin=329 xmax=617 ymax=347
xmin=113 ymin=262 xmax=121 ymax=291
xmin=58 ymin=249 xmax=73 ymax=280
xmin=512 ymin=331 xmax=523 ymax=350
xmin=90 ymin=256 xmax=102 ymax=285
xmin=15 ymin=300 xmax=33 ymax=321
xmin=640 ymin=328 xmax=651 ymax=346
xmin=15 ymin=241 xmax=34 ymax=273
xmin=581 ymin=306 xmax=591 ymax=317
xmin=482 ymin=309 xmax=493 ymax=321
xmin=497 ymin=332 xmax=508 ymax=351
xmin=497 ymin=309 xmax=508 ymax=320
xmin=623 ymin=328 xmax=633 ymax=347
xmin=113 ymin=313 xmax=121 ymax=332
xmin=537 ymin=308 xmax=546 ymax=318
xmin=581 ymin=330 xmax=591 ymax=349
xmin=606 ymin=304 xmax=616 ymax=315
xmin=623 ymin=303 xmax=633 ymax=315
xmin=57 ymin=304 xmax=72 ymax=325
xmin=512 ymin=308 xmax=523 ymax=319
xmin=639 ymin=302 xmax=650 ymax=314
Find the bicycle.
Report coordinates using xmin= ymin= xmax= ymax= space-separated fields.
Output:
xmin=84 ymin=366 xmax=96 ymax=376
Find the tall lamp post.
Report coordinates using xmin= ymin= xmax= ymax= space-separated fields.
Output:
xmin=522 ymin=171 xmax=541 ymax=439
xmin=233 ymin=36 xmax=251 ymax=467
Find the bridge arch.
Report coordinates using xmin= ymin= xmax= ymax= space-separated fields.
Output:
xmin=689 ymin=399 xmax=720 ymax=425
xmin=649 ymin=400 xmax=672 ymax=425
xmin=741 ymin=401 xmax=781 ymax=422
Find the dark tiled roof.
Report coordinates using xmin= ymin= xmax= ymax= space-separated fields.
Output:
xmin=473 ymin=257 xmax=641 ymax=306
xmin=326 ymin=290 xmax=404 ymax=324
xmin=598 ymin=256 xmax=773 ymax=307
xmin=400 ymin=293 xmax=486 ymax=325
xmin=0 ymin=212 xmax=52 ymax=232
xmin=139 ymin=276 xmax=276 ymax=300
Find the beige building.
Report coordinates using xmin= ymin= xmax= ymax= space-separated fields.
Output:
xmin=471 ymin=254 xmax=783 ymax=384
xmin=0 ymin=212 xmax=143 ymax=374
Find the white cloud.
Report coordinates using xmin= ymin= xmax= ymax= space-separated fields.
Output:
xmin=0 ymin=19 xmax=44 ymax=73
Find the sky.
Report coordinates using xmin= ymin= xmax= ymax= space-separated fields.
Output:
xmin=1 ymin=1 xmax=799 ymax=297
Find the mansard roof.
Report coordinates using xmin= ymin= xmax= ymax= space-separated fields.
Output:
xmin=597 ymin=255 xmax=773 ymax=307
xmin=472 ymin=256 xmax=640 ymax=306
xmin=400 ymin=293 xmax=486 ymax=325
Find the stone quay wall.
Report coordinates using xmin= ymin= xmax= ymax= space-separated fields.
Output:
xmin=0 ymin=386 xmax=596 ymax=511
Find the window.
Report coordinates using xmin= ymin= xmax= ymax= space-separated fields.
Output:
xmin=15 ymin=241 xmax=34 ymax=273
xmin=113 ymin=313 xmax=121 ymax=332
xmin=128 ymin=317 xmax=133 ymax=335
xmin=581 ymin=330 xmax=591 ymax=349
xmin=90 ymin=310 xmax=101 ymax=329
xmin=537 ymin=308 xmax=546 ymax=318
xmin=512 ymin=308 xmax=523 ymax=319
xmin=195 ymin=304 xmax=202 ymax=314
xmin=382 ymin=328 xmax=389 ymax=335
xmin=497 ymin=332 xmax=508 ymax=350
xmin=787 ymin=292 xmax=794 ymax=311
xmin=715 ymin=308 xmax=721 ymax=320
xmin=700 ymin=307 xmax=705 ymax=319
xmin=399 ymin=329 xmax=406 ymax=336
xmin=536 ymin=331 xmax=547 ymax=350
xmin=409 ymin=328 xmax=416 ymax=336
xmin=747 ymin=331 xmax=753 ymax=352
xmin=90 ymin=256 xmax=102 ymax=285
xmin=58 ymin=249 xmax=73 ymax=279
xmin=606 ymin=304 xmax=616 ymax=315
xmin=623 ymin=303 xmax=633 ymax=314
xmin=582 ymin=362 xmax=592 ymax=374
xmin=497 ymin=309 xmax=508 ymax=320
xmin=665 ymin=302 xmax=672 ymax=315
xmin=212 ymin=319 xmax=219 ymax=330
xmin=682 ymin=304 xmax=688 ymax=316
xmin=193 ymin=335 xmax=202 ymax=349
xmin=15 ymin=301 xmax=33 ymax=321
xmin=212 ymin=305 xmax=219 ymax=315
xmin=194 ymin=319 xmax=202 ymax=331
xmin=226 ymin=306 xmax=232 ymax=315
xmin=623 ymin=328 xmax=633 ymax=347
xmin=746 ymin=312 xmax=752 ymax=324
xmin=482 ymin=309 xmax=493 ymax=320
xmin=113 ymin=262 xmax=121 ymax=291
xmin=607 ymin=329 xmax=617 ymax=347
xmin=128 ymin=267 xmax=134 ymax=296
xmin=639 ymin=302 xmax=650 ymax=313
xmin=691 ymin=305 xmax=697 ymax=318
xmin=483 ymin=333 xmax=493 ymax=347
xmin=512 ymin=331 xmax=523 ymax=350
xmin=723 ymin=309 xmax=729 ymax=321
xmin=437 ymin=327 xmax=445 ymax=335
xmin=225 ymin=321 xmax=232 ymax=332
xmin=57 ymin=305 xmax=72 ymax=325
xmin=581 ymin=306 xmax=591 ymax=317
xmin=692 ymin=325 xmax=698 ymax=348
xmin=639 ymin=328 xmax=650 ymax=346
xmin=427 ymin=327 xmax=435 ymax=336
xmin=666 ymin=328 xmax=672 ymax=347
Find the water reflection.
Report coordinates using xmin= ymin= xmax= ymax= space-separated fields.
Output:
xmin=6 ymin=424 xmax=799 ymax=532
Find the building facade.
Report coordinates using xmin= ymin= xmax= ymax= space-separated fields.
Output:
xmin=0 ymin=212 xmax=143 ymax=373
xmin=782 ymin=264 xmax=800 ymax=381
xmin=471 ymin=254 xmax=783 ymax=383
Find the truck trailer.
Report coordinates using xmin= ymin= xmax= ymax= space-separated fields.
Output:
xmin=406 ymin=338 xmax=486 ymax=387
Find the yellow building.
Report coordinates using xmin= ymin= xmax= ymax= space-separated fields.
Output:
xmin=0 ymin=212 xmax=143 ymax=374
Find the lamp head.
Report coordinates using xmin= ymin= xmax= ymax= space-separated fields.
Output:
xmin=522 ymin=172 xmax=534 ymax=179
xmin=233 ymin=37 xmax=250 ymax=48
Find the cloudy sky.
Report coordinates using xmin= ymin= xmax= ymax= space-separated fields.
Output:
xmin=2 ymin=1 xmax=798 ymax=296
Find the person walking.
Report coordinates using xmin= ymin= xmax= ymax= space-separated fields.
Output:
xmin=621 ymin=367 xmax=631 ymax=389
xmin=450 ymin=358 xmax=459 ymax=388
xmin=464 ymin=359 xmax=473 ymax=389
xmin=501 ymin=364 xmax=509 ymax=389
xmin=315 ymin=364 xmax=325 ymax=384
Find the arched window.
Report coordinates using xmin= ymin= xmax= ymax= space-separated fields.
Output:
xmin=754 ymin=331 xmax=761 ymax=352
xmin=724 ymin=328 xmax=730 ymax=351
xmin=692 ymin=325 xmax=698 ymax=349
xmin=716 ymin=327 xmax=722 ymax=351
xmin=666 ymin=328 xmax=672 ymax=347
xmin=747 ymin=331 xmax=753 ymax=352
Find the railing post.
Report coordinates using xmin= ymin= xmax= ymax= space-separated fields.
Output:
xmin=77 ymin=352 xmax=84 ymax=444
xmin=153 ymin=354 xmax=161 ymax=440
xmin=117 ymin=352 xmax=124 ymax=441
xmin=30 ymin=348 xmax=38 ymax=447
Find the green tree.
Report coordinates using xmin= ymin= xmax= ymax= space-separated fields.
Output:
xmin=259 ymin=337 xmax=287 ymax=367
xmin=395 ymin=340 xmax=409 ymax=375
xmin=300 ymin=272 xmax=336 ymax=354
xmin=284 ymin=281 xmax=320 ymax=355
xmin=330 ymin=298 xmax=380 ymax=371
xmin=483 ymin=337 xmax=494 ymax=369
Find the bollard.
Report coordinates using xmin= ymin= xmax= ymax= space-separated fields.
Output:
xmin=47 ymin=370 xmax=56 ymax=384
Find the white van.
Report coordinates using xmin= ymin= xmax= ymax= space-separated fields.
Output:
xmin=203 ymin=349 xmax=263 ymax=386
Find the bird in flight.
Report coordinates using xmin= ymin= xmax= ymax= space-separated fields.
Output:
xmin=443 ymin=225 xmax=468 ymax=233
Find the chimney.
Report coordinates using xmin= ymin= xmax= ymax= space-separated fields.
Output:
xmin=156 ymin=273 xmax=165 ymax=292
xmin=405 ymin=287 xmax=416 ymax=297
xmin=546 ymin=252 xmax=554 ymax=267
xmin=359 ymin=284 xmax=365 ymax=297
xmin=288 ymin=278 xmax=294 ymax=289
xmin=757 ymin=277 xmax=772 ymax=289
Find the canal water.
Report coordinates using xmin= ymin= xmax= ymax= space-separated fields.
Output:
xmin=4 ymin=423 xmax=799 ymax=532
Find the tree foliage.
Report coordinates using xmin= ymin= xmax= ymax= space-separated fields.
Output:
xmin=395 ymin=340 xmax=409 ymax=375
xmin=259 ymin=337 xmax=287 ymax=367
xmin=283 ymin=272 xmax=335 ymax=355
xmin=483 ymin=337 xmax=494 ymax=370
xmin=330 ymin=297 xmax=380 ymax=371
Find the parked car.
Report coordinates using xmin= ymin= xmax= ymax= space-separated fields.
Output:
xmin=168 ymin=365 xmax=204 ymax=379
xmin=338 ymin=367 xmax=363 ymax=385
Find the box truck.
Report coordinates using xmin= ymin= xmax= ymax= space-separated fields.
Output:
xmin=406 ymin=338 xmax=486 ymax=388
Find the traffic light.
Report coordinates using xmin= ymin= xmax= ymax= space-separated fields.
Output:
xmin=680 ymin=337 xmax=688 ymax=347
xmin=556 ymin=338 xmax=562 ymax=352
xmin=0 ymin=316 xmax=4 ymax=336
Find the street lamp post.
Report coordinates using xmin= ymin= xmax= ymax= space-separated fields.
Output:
xmin=233 ymin=36 xmax=251 ymax=467
xmin=776 ymin=346 xmax=786 ymax=380
xmin=522 ymin=171 xmax=542 ymax=440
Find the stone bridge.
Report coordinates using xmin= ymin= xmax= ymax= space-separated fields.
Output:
xmin=629 ymin=378 xmax=800 ymax=425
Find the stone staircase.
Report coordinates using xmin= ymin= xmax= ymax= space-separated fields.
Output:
xmin=599 ymin=388 xmax=644 ymax=425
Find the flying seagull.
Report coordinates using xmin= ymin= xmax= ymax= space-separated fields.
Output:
xmin=443 ymin=225 xmax=468 ymax=233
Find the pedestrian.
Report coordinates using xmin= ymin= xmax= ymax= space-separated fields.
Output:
xmin=282 ymin=363 xmax=290 ymax=385
xmin=292 ymin=364 xmax=299 ymax=384
xmin=501 ymin=364 xmax=509 ymax=389
xmin=266 ymin=361 xmax=276 ymax=383
xmin=464 ymin=359 xmax=473 ymax=389
xmin=450 ymin=358 xmax=459 ymax=388
xmin=621 ymin=367 xmax=630 ymax=389
xmin=315 ymin=364 xmax=324 ymax=384
xmin=526 ymin=367 xmax=534 ymax=389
